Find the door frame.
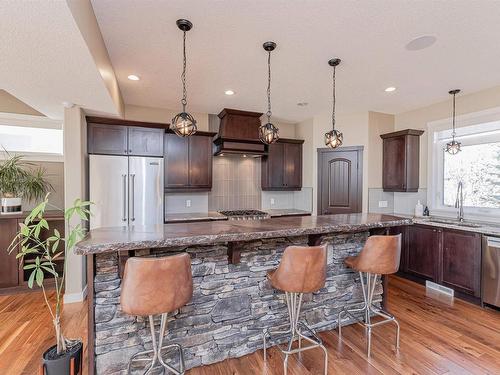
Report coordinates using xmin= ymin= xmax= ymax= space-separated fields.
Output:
xmin=317 ymin=145 xmax=364 ymax=215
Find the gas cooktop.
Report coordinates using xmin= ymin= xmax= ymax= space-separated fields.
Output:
xmin=218 ymin=210 xmax=270 ymax=220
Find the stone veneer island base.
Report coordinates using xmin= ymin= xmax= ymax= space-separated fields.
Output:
xmin=75 ymin=214 xmax=411 ymax=375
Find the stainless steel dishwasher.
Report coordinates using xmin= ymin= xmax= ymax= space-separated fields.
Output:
xmin=483 ymin=237 xmax=500 ymax=308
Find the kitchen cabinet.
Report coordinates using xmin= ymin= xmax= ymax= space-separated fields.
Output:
xmin=87 ymin=119 xmax=164 ymax=157
xmin=401 ymin=223 xmax=482 ymax=301
xmin=380 ymin=129 xmax=424 ymax=192
xmin=441 ymin=228 xmax=481 ymax=297
xmin=164 ymin=132 xmax=215 ymax=192
xmin=0 ymin=219 xmax=19 ymax=288
xmin=262 ymin=139 xmax=303 ymax=190
xmin=406 ymin=224 xmax=440 ymax=281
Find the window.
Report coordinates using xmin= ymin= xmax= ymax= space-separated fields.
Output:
xmin=0 ymin=113 xmax=63 ymax=159
xmin=429 ymin=108 xmax=500 ymax=219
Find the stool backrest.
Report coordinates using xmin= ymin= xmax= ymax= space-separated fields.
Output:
xmin=120 ymin=253 xmax=193 ymax=316
xmin=272 ymin=245 xmax=328 ymax=293
xmin=355 ymin=234 xmax=402 ymax=275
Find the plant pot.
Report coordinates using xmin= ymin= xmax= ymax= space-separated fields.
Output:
xmin=42 ymin=341 xmax=83 ymax=375
xmin=0 ymin=197 xmax=22 ymax=214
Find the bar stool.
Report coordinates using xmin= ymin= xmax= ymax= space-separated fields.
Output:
xmin=121 ymin=253 xmax=193 ymax=375
xmin=338 ymin=234 xmax=401 ymax=357
xmin=263 ymin=245 xmax=328 ymax=375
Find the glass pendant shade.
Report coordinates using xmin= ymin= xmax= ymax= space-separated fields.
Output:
xmin=171 ymin=111 xmax=197 ymax=137
xmin=259 ymin=122 xmax=279 ymax=144
xmin=325 ymin=129 xmax=343 ymax=149
xmin=445 ymin=139 xmax=461 ymax=155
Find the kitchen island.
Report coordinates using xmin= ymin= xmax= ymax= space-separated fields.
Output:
xmin=75 ymin=214 xmax=411 ymax=375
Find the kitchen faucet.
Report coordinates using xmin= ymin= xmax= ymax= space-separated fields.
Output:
xmin=455 ymin=181 xmax=464 ymax=222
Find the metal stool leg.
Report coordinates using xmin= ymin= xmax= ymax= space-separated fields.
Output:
xmin=127 ymin=313 xmax=186 ymax=375
xmin=338 ymin=271 xmax=401 ymax=358
xmin=263 ymin=291 xmax=328 ymax=375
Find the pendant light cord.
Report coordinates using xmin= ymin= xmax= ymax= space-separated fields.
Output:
xmin=451 ymin=92 xmax=456 ymax=138
xmin=267 ymin=50 xmax=272 ymax=123
xmin=331 ymin=65 xmax=336 ymax=130
xmin=181 ymin=30 xmax=188 ymax=111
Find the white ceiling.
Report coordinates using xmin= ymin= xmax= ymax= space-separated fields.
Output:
xmin=91 ymin=0 xmax=500 ymax=122
xmin=0 ymin=1 xmax=119 ymax=119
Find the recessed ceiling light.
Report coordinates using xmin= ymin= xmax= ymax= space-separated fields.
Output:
xmin=225 ymin=90 xmax=235 ymax=96
xmin=405 ymin=35 xmax=437 ymax=51
xmin=385 ymin=87 xmax=396 ymax=92
xmin=297 ymin=102 xmax=308 ymax=107
xmin=127 ymin=74 xmax=140 ymax=81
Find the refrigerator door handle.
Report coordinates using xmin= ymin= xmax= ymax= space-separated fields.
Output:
xmin=122 ymin=174 xmax=127 ymax=222
xmin=130 ymin=174 xmax=136 ymax=222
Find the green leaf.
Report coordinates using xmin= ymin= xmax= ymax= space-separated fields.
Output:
xmin=39 ymin=219 xmax=49 ymax=229
xmin=28 ymin=269 xmax=36 ymax=288
xmin=51 ymin=239 xmax=60 ymax=253
xmin=41 ymin=266 xmax=58 ymax=277
xmin=54 ymin=228 xmax=60 ymax=238
xmin=23 ymin=264 xmax=37 ymax=270
xmin=35 ymin=268 xmax=44 ymax=286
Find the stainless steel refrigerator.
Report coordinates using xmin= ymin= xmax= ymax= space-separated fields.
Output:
xmin=89 ymin=155 xmax=164 ymax=229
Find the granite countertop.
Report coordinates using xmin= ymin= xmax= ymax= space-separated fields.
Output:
xmin=265 ymin=209 xmax=311 ymax=217
xmin=164 ymin=211 xmax=227 ymax=223
xmin=75 ymin=213 xmax=412 ymax=255
xmin=394 ymin=213 xmax=500 ymax=237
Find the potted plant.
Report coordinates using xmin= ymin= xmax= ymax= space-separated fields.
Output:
xmin=8 ymin=195 xmax=92 ymax=375
xmin=0 ymin=152 xmax=52 ymax=213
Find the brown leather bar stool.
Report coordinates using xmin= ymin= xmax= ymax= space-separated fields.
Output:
xmin=121 ymin=253 xmax=193 ymax=375
xmin=262 ymin=245 xmax=328 ymax=375
xmin=338 ymin=234 xmax=401 ymax=357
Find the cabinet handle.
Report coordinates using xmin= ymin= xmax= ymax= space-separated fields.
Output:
xmin=128 ymin=149 xmax=132 ymax=153
xmin=130 ymin=174 xmax=135 ymax=222
xmin=122 ymin=174 xmax=127 ymax=222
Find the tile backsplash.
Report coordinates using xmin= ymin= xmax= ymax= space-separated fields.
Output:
xmin=261 ymin=188 xmax=313 ymax=212
xmin=368 ymin=188 xmax=427 ymax=215
xmin=208 ymin=155 xmax=261 ymax=210
xmin=165 ymin=192 xmax=208 ymax=214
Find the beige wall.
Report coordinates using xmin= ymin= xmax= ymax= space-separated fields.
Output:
xmin=0 ymin=90 xmax=43 ymax=116
xmin=63 ymin=106 xmax=88 ymax=303
xmin=296 ymin=117 xmax=314 ymax=188
xmin=368 ymin=112 xmax=395 ymax=188
xmin=395 ymin=85 xmax=500 ymax=188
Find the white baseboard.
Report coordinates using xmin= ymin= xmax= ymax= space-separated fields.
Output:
xmin=63 ymin=285 xmax=88 ymax=304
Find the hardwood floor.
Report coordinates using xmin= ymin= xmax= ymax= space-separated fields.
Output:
xmin=0 ymin=276 xmax=498 ymax=374
xmin=0 ymin=290 xmax=87 ymax=375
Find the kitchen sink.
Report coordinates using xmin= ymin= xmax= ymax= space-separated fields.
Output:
xmin=427 ymin=218 xmax=482 ymax=228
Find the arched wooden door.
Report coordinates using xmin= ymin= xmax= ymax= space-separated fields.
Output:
xmin=318 ymin=146 xmax=363 ymax=215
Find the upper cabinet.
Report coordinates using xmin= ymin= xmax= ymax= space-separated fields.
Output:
xmin=380 ymin=129 xmax=424 ymax=192
xmin=164 ymin=132 xmax=216 ymax=192
xmin=262 ymin=139 xmax=303 ymax=190
xmin=87 ymin=117 xmax=164 ymax=157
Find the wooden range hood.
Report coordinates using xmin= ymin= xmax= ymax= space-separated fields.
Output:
xmin=213 ymin=108 xmax=267 ymax=156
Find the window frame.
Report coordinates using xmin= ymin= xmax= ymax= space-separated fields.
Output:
xmin=0 ymin=112 xmax=63 ymax=162
xmin=428 ymin=107 xmax=500 ymax=220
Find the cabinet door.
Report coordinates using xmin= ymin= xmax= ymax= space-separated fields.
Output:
xmin=189 ymin=136 xmax=212 ymax=188
xmin=406 ymin=224 xmax=439 ymax=281
xmin=441 ymin=229 xmax=481 ymax=296
xmin=128 ymin=127 xmax=164 ymax=156
xmin=164 ymin=133 xmax=189 ymax=189
xmin=383 ymin=136 xmax=406 ymax=191
xmin=88 ymin=123 xmax=128 ymax=155
xmin=284 ymin=143 xmax=302 ymax=189
xmin=0 ymin=219 xmax=19 ymax=288
xmin=262 ymin=142 xmax=284 ymax=189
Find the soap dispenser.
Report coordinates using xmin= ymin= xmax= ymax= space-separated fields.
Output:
xmin=415 ymin=200 xmax=424 ymax=217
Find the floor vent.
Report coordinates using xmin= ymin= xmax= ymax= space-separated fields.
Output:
xmin=425 ymin=281 xmax=454 ymax=297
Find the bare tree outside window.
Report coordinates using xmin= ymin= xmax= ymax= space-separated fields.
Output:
xmin=443 ymin=142 xmax=500 ymax=208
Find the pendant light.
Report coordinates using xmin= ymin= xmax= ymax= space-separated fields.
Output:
xmin=325 ymin=58 xmax=343 ymax=148
xmin=259 ymin=41 xmax=279 ymax=144
xmin=171 ymin=19 xmax=197 ymax=137
xmin=446 ymin=89 xmax=461 ymax=155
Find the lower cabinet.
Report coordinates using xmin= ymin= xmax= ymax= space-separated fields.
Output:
xmin=0 ymin=219 xmax=19 ymax=288
xmin=403 ymin=224 xmax=482 ymax=300
xmin=406 ymin=224 xmax=439 ymax=282
xmin=441 ymin=229 xmax=481 ymax=297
